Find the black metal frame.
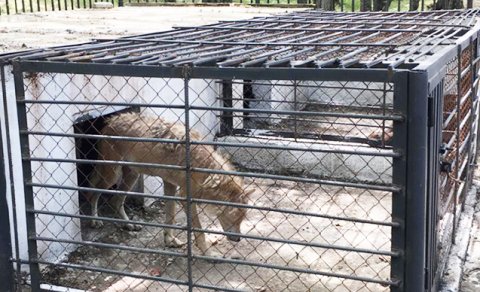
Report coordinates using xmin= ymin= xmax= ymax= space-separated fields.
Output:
xmin=0 ymin=85 xmax=14 ymax=292
xmin=7 ymin=61 xmax=416 ymax=290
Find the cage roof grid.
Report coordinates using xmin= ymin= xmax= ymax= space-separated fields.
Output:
xmin=3 ymin=9 xmax=480 ymax=69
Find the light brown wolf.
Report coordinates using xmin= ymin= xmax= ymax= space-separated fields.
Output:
xmin=85 ymin=112 xmax=252 ymax=254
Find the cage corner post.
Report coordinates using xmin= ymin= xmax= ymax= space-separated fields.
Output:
xmin=12 ymin=61 xmax=42 ymax=290
xmin=391 ymin=69 xmax=429 ymax=292
xmin=0 ymin=117 xmax=14 ymax=292
xmin=405 ymin=70 xmax=429 ymax=292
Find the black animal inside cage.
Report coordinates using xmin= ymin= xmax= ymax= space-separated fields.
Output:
xmin=1 ymin=9 xmax=480 ymax=292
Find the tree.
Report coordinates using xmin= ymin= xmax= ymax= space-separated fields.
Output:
xmin=373 ymin=0 xmax=391 ymax=11
xmin=361 ymin=0 xmax=372 ymax=11
xmin=319 ymin=0 xmax=335 ymax=10
xmin=433 ymin=0 xmax=464 ymax=9
xmin=410 ymin=0 xmax=420 ymax=10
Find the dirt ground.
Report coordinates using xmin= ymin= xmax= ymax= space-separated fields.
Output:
xmin=0 ymin=6 xmax=303 ymax=54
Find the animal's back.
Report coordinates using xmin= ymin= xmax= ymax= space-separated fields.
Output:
xmin=102 ymin=112 xmax=179 ymax=139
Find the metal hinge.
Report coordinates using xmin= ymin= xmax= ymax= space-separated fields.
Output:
xmin=427 ymin=95 xmax=434 ymax=128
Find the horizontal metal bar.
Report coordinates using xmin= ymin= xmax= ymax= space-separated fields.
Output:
xmin=96 ymin=36 xmax=399 ymax=47
xmin=191 ymin=226 xmax=399 ymax=257
xmin=21 ymin=259 xmax=189 ymax=287
xmin=209 ymin=140 xmax=401 ymax=158
xmin=222 ymin=80 xmax=394 ymax=92
xmin=191 ymin=167 xmax=400 ymax=192
xmin=26 ymin=157 xmax=185 ymax=172
xmin=24 ymin=129 xmax=401 ymax=158
xmin=189 ymin=105 xmax=405 ymax=121
xmin=240 ymin=18 xmax=470 ymax=28
xmin=18 ymin=99 xmax=404 ymax=121
xmin=172 ymin=25 xmax=422 ymax=34
xmin=33 ymin=236 xmax=187 ymax=259
xmin=23 ymin=130 xmax=185 ymax=145
xmin=32 ymin=220 xmax=396 ymax=259
xmin=27 ymin=182 xmax=186 ymax=202
xmin=14 ymin=61 xmax=397 ymax=82
xmin=190 ymin=253 xmax=400 ymax=287
xmin=30 ymin=209 xmax=187 ymax=232
xmin=18 ymin=99 xmax=185 ymax=109
xmin=29 ymin=182 xmax=398 ymax=228
xmin=27 ymin=131 xmax=401 ymax=159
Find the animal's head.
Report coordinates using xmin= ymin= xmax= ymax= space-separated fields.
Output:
xmin=216 ymin=176 xmax=254 ymax=242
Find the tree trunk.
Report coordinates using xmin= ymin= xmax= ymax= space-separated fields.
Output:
xmin=410 ymin=0 xmax=420 ymax=10
xmin=360 ymin=0 xmax=372 ymax=11
xmin=321 ymin=0 xmax=335 ymax=10
xmin=434 ymin=0 xmax=464 ymax=9
xmin=373 ymin=0 xmax=390 ymax=11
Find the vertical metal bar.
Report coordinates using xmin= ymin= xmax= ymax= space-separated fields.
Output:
xmin=183 ymin=67 xmax=193 ymax=292
xmin=398 ymin=0 xmax=400 ymax=12
xmin=44 ymin=0 xmax=47 ymax=11
xmin=14 ymin=0 xmax=18 ymax=14
xmin=2 ymin=64 xmax=23 ymax=291
xmin=464 ymin=38 xmax=476 ymax=197
xmin=421 ymin=0 xmax=424 ymax=11
xmin=29 ymin=0 xmax=32 ymax=12
xmin=51 ymin=0 xmax=55 ymax=11
xmin=293 ymin=80 xmax=298 ymax=142
xmin=36 ymin=0 xmax=40 ymax=11
xmin=12 ymin=62 xmax=42 ymax=290
xmin=405 ymin=70 xmax=429 ymax=292
xmin=381 ymin=82 xmax=388 ymax=147
xmin=64 ymin=0 xmax=67 ymax=10
xmin=391 ymin=71 xmax=408 ymax=292
xmin=433 ymin=81 xmax=444 ymax=289
xmin=0 ymin=75 xmax=14 ymax=292
xmin=452 ymin=46 xmax=461 ymax=242
xmin=5 ymin=0 xmax=9 ymax=15
xmin=341 ymin=0 xmax=344 ymax=11
xmin=351 ymin=0 xmax=354 ymax=11
xmin=21 ymin=0 xmax=25 ymax=13
xmin=220 ymin=80 xmax=233 ymax=136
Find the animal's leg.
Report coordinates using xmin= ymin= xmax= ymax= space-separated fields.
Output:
xmin=87 ymin=164 xmax=122 ymax=228
xmin=163 ymin=182 xmax=185 ymax=247
xmin=180 ymin=200 xmax=209 ymax=255
xmin=112 ymin=166 xmax=141 ymax=231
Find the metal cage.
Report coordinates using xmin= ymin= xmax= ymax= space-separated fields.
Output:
xmin=1 ymin=9 xmax=479 ymax=292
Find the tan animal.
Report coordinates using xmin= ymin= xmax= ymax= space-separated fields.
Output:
xmin=85 ymin=112 xmax=252 ymax=254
